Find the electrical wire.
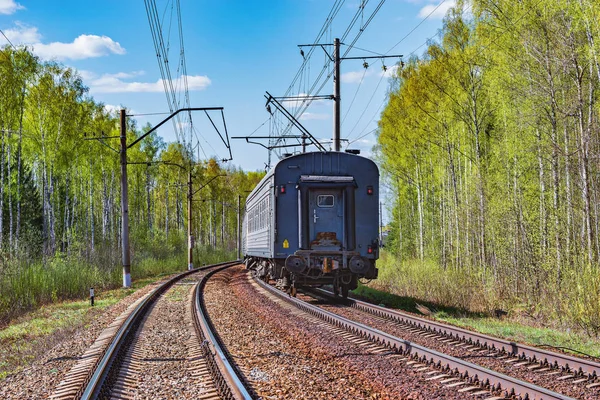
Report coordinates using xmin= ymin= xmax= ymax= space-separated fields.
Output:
xmin=385 ymin=0 xmax=447 ymax=55
xmin=344 ymin=0 xmax=451 ymax=145
xmin=280 ymin=0 xmax=386 ymax=141
xmin=0 ymin=28 xmax=15 ymax=48
xmin=341 ymin=67 xmax=367 ymax=126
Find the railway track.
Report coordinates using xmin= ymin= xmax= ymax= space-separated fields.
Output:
xmin=313 ymin=287 xmax=600 ymax=381
xmin=252 ymin=276 xmax=577 ymax=400
xmin=49 ymin=261 xmax=252 ymax=400
xmin=301 ymin=287 xmax=600 ymax=398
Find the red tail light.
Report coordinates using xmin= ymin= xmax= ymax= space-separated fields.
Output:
xmin=367 ymin=186 xmax=373 ymax=195
xmin=280 ymin=186 xmax=286 ymax=194
xmin=367 ymin=245 xmax=373 ymax=254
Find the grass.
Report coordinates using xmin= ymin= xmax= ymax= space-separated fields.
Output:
xmin=0 ymin=242 xmax=236 ymax=326
xmin=356 ymin=281 xmax=600 ymax=358
xmin=0 ymin=242 xmax=236 ymax=380
xmin=0 ymin=280 xmax=153 ymax=380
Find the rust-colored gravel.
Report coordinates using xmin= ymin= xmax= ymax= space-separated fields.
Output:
xmin=108 ymin=276 xmax=211 ymax=399
xmin=308 ymin=296 xmax=597 ymax=400
xmin=0 ymin=281 xmax=162 ymax=400
xmin=204 ymin=266 xmax=483 ymax=399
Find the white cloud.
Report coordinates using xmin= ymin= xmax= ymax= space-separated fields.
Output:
xmin=341 ymin=69 xmax=373 ymax=84
xmin=88 ymin=73 xmax=211 ymax=94
xmin=107 ymin=71 xmax=145 ymax=79
xmin=33 ymin=34 xmax=126 ymax=60
xmin=0 ymin=24 xmax=125 ymax=60
xmin=0 ymin=23 xmax=40 ymax=44
xmin=418 ymin=1 xmax=456 ymax=19
xmin=300 ymin=112 xmax=330 ymax=121
xmin=0 ymin=0 xmax=24 ymax=15
xmin=77 ymin=70 xmax=97 ymax=80
xmin=103 ymin=104 xmax=121 ymax=115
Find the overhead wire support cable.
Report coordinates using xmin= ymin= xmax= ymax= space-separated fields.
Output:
xmin=270 ymin=0 xmax=386 ymax=156
xmin=264 ymin=92 xmax=326 ymax=152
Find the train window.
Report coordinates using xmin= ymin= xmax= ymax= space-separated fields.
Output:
xmin=317 ymin=195 xmax=335 ymax=208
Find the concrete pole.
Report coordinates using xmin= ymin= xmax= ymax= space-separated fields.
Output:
xmin=120 ymin=109 xmax=131 ymax=288
xmin=333 ymin=37 xmax=341 ymax=152
xmin=237 ymin=195 xmax=241 ymax=259
xmin=188 ymin=169 xmax=193 ymax=270
xmin=379 ymin=200 xmax=383 ymax=243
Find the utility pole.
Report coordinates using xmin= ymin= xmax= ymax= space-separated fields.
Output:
xmin=87 ymin=107 xmax=227 ymax=286
xmin=237 ymin=195 xmax=241 ymax=259
xmin=379 ymin=200 xmax=383 ymax=243
xmin=188 ymin=169 xmax=193 ymax=270
xmin=120 ymin=109 xmax=131 ymax=288
xmin=333 ymin=38 xmax=341 ymax=152
xmin=298 ymin=40 xmax=401 ymax=153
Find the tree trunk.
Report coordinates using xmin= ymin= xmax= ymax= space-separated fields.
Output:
xmin=536 ymin=130 xmax=547 ymax=257
xmin=416 ymin=163 xmax=424 ymax=261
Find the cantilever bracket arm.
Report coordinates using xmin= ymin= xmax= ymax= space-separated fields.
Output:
xmin=128 ymin=107 xmax=223 ymax=149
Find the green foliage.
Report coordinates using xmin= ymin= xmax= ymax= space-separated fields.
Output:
xmin=0 ymin=45 xmax=263 ymax=323
xmin=378 ymin=0 xmax=600 ymax=333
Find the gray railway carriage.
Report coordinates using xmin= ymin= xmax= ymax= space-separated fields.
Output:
xmin=242 ymin=151 xmax=379 ymax=297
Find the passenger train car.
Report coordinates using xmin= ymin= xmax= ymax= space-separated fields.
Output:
xmin=242 ymin=151 xmax=379 ymax=297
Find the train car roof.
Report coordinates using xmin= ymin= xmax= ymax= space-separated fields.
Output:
xmin=246 ymin=151 xmax=378 ymax=203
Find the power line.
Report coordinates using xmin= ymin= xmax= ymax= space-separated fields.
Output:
xmin=341 ymin=67 xmax=367 ymax=125
xmin=385 ymin=0 xmax=447 ymax=55
xmin=344 ymin=0 xmax=451 ymax=145
xmin=278 ymin=0 xmax=387 ymax=147
xmin=345 ymin=70 xmax=384 ymax=139
xmin=0 ymin=28 xmax=15 ymax=49
xmin=344 ymin=44 xmax=383 ymax=56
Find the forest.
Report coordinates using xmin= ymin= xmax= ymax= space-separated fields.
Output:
xmin=0 ymin=46 xmax=263 ymax=322
xmin=377 ymin=0 xmax=600 ymax=332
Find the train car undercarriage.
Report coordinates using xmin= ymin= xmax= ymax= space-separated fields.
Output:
xmin=245 ymin=254 xmax=377 ymax=298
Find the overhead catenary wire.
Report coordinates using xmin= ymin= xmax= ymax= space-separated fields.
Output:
xmin=341 ymin=67 xmax=368 ymax=126
xmin=345 ymin=0 xmax=451 ymax=145
xmin=385 ymin=0 xmax=447 ymax=55
xmin=0 ymin=28 xmax=16 ymax=48
xmin=276 ymin=0 xmax=387 ymax=150
xmin=348 ymin=0 xmax=546 ymax=152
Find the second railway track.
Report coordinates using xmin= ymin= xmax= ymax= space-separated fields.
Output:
xmin=251 ymin=274 xmax=582 ymax=400
xmin=303 ymin=287 xmax=600 ymax=399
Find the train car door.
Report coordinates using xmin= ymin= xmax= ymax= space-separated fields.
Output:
xmin=308 ymin=189 xmax=343 ymax=249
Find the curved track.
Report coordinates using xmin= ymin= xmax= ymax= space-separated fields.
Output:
xmin=50 ymin=261 xmax=252 ymax=400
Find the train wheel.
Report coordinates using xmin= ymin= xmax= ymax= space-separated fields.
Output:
xmin=341 ymin=284 xmax=349 ymax=298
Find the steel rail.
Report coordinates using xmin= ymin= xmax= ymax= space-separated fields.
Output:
xmin=312 ymin=287 xmax=600 ymax=379
xmin=80 ymin=260 xmax=239 ymax=400
xmin=194 ymin=265 xmax=254 ymax=400
xmin=254 ymin=277 xmax=574 ymax=400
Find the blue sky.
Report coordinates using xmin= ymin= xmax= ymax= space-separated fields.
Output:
xmin=1 ymin=0 xmax=453 ymax=221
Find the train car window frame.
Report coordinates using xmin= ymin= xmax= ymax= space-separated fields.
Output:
xmin=317 ymin=194 xmax=335 ymax=208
